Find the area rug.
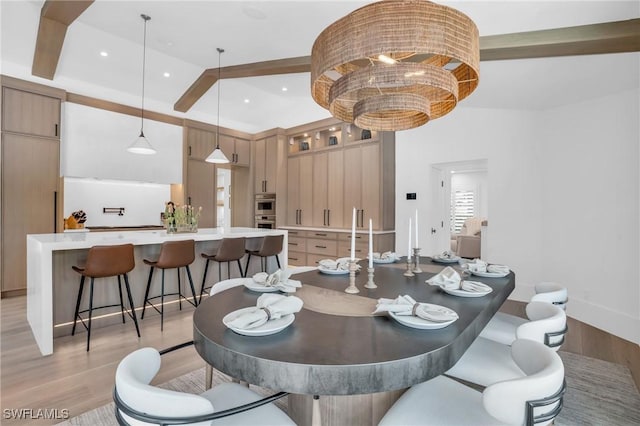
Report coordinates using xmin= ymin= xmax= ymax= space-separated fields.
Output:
xmin=59 ymin=352 xmax=640 ymax=426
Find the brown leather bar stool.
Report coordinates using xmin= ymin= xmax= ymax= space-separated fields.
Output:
xmin=141 ymin=239 xmax=198 ymax=331
xmin=200 ymin=237 xmax=246 ymax=303
xmin=244 ymin=234 xmax=283 ymax=276
xmin=71 ymin=244 xmax=140 ymax=352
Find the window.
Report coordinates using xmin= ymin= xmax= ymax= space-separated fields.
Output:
xmin=451 ymin=190 xmax=475 ymax=233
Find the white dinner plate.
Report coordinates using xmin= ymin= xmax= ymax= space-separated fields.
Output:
xmin=388 ymin=303 xmax=458 ymax=330
xmin=440 ymin=281 xmax=493 ymax=298
xmin=318 ymin=266 xmax=350 ymax=275
xmin=243 ymin=278 xmax=280 ymax=293
xmin=223 ymin=307 xmax=295 ymax=337
xmin=471 ymin=269 xmax=509 ymax=278
xmin=431 ymin=256 xmax=460 ymax=264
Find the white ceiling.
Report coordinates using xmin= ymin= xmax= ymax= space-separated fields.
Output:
xmin=1 ymin=1 xmax=639 ymax=133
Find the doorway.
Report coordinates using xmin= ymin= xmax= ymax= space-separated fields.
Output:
xmin=216 ymin=168 xmax=231 ymax=228
xmin=430 ymin=160 xmax=488 ymax=254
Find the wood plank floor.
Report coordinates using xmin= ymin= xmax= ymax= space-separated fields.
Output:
xmin=1 ymin=296 xmax=638 ymax=425
xmin=0 ymin=296 xmax=204 ymax=425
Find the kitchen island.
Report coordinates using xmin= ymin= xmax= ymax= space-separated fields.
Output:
xmin=27 ymin=227 xmax=287 ymax=356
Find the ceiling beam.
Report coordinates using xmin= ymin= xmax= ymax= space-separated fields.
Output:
xmin=174 ymin=56 xmax=311 ymax=112
xmin=174 ymin=18 xmax=640 ymax=113
xmin=480 ymin=18 xmax=640 ymax=61
xmin=32 ymin=0 xmax=94 ymax=80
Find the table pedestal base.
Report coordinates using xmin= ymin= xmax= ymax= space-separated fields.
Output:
xmin=287 ymin=389 xmax=406 ymax=426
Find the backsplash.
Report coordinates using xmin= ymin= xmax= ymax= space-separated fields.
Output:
xmin=64 ymin=177 xmax=170 ymax=227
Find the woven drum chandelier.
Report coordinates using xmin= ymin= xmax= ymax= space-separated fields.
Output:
xmin=311 ymin=0 xmax=480 ymax=131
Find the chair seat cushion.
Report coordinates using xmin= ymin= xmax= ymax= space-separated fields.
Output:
xmin=446 ymin=337 xmax=525 ymax=387
xmin=201 ymin=382 xmax=295 ymax=425
xmin=478 ymin=312 xmax=527 ymax=345
xmin=378 ymin=376 xmax=506 ymax=426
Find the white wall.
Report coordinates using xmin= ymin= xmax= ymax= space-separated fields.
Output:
xmin=61 ymin=103 xmax=183 ymax=184
xmin=395 ymin=90 xmax=640 ymax=344
xmin=64 ymin=177 xmax=170 ymax=227
xmin=396 ymin=106 xmax=544 ymax=291
xmin=539 ymin=88 xmax=639 ymax=344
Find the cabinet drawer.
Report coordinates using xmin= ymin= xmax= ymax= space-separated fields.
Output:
xmin=337 ymin=232 xmax=369 ymax=243
xmin=288 ymin=236 xmax=306 ymax=250
xmin=285 ymin=229 xmax=307 ymax=238
xmin=307 ymin=231 xmax=338 ymax=240
xmin=306 ymin=238 xmax=338 ymax=256
xmin=307 ymin=253 xmax=330 ymax=266
xmin=287 ymin=251 xmax=307 ymax=266
xmin=337 ymin=241 xmax=368 ymax=258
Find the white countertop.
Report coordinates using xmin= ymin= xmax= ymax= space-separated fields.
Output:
xmin=279 ymin=226 xmax=395 ymax=234
xmin=28 ymin=227 xmax=285 ymax=250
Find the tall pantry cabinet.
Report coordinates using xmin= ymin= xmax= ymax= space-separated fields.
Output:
xmin=1 ymin=77 xmax=64 ymax=296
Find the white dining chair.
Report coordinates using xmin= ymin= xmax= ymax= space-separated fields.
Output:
xmin=114 ymin=347 xmax=295 ymax=426
xmin=379 ymin=339 xmax=566 ymax=426
xmin=446 ymin=302 xmax=567 ymax=387
xmin=480 ymin=284 xmax=568 ymax=345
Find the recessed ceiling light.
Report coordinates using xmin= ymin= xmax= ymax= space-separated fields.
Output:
xmin=167 ymin=41 xmax=174 ymax=47
xmin=282 ymin=87 xmax=288 ymax=92
xmin=244 ymin=99 xmax=250 ymax=103
xmin=99 ymin=51 xmax=108 ymax=57
xmin=163 ymin=72 xmax=171 ymax=78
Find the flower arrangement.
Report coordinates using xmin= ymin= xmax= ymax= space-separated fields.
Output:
xmin=164 ymin=202 xmax=202 ymax=233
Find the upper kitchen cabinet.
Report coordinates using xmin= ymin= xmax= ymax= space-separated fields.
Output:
xmin=62 ymin=103 xmax=182 ymax=184
xmin=287 ymin=154 xmax=313 ymax=226
xmin=187 ymin=128 xmax=215 ymax=160
xmin=312 ymin=150 xmax=344 ymax=228
xmin=220 ymin=134 xmax=250 ymax=166
xmin=2 ymin=87 xmax=60 ymax=138
xmin=254 ymin=136 xmax=279 ymax=193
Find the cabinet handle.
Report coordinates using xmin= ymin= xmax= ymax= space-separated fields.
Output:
xmin=289 ymin=242 xmax=298 ymax=246
xmin=188 ymin=196 xmax=192 ymax=205
xmin=327 ymin=209 xmax=330 ymax=226
xmin=53 ymin=191 xmax=57 ymax=233
xmin=315 ymin=233 xmax=327 ymax=237
xmin=54 ymin=123 xmax=58 ymax=137
xmin=188 ymin=146 xmax=192 ymax=156
xmin=289 ymin=257 xmax=298 ymax=261
xmin=359 ymin=209 xmax=364 ymax=227
xmin=300 ymin=210 xmax=303 ymax=224
xmin=324 ymin=209 xmax=328 ymax=226
xmin=315 ymin=245 xmax=327 ymax=249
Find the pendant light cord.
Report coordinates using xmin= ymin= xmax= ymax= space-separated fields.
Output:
xmin=140 ymin=14 xmax=150 ymax=137
xmin=216 ymin=48 xmax=224 ymax=149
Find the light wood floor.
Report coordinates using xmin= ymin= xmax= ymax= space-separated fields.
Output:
xmin=1 ymin=296 xmax=638 ymax=425
xmin=1 ymin=296 xmax=204 ymax=425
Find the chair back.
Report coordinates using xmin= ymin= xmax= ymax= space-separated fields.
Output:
xmin=483 ymin=339 xmax=565 ymax=426
xmin=533 ymin=282 xmax=568 ymax=310
xmin=215 ymin=237 xmax=246 ymax=262
xmin=156 ymin=240 xmax=195 ymax=269
xmin=517 ymin=302 xmax=567 ymax=351
xmin=258 ymin=235 xmax=284 ymax=257
xmin=83 ymin=244 xmax=134 ymax=277
xmin=115 ymin=347 xmax=214 ymax=426
xmin=210 ymin=278 xmax=246 ymax=297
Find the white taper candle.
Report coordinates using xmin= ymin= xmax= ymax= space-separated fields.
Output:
xmin=369 ymin=218 xmax=373 ymax=268
xmin=415 ymin=209 xmax=419 ymax=248
xmin=351 ymin=207 xmax=356 ymax=261
xmin=408 ymin=218 xmax=412 ymax=261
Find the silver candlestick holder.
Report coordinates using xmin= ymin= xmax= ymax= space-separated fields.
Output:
xmin=345 ymin=260 xmax=360 ymax=294
xmin=403 ymin=257 xmax=415 ymax=277
xmin=364 ymin=267 xmax=377 ymax=289
xmin=412 ymin=248 xmax=423 ymax=273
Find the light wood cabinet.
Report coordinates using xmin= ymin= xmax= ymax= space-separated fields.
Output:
xmin=1 ymin=82 xmax=62 ymax=295
xmin=287 ymin=155 xmax=313 ymax=226
xmin=312 ymin=150 xmax=344 ymax=228
xmin=187 ymin=128 xmax=215 ymax=160
xmin=2 ymin=87 xmax=60 ymax=138
xmin=220 ymin=134 xmax=250 ymax=166
xmin=254 ymin=136 xmax=278 ymax=193
xmin=186 ymin=159 xmax=216 ymax=228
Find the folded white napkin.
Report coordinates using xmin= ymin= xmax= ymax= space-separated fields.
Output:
xmin=426 ymin=266 xmax=461 ymax=289
xmin=487 ymin=264 xmax=510 ymax=274
xmin=466 ymin=259 xmax=487 ymax=273
xmin=252 ymin=270 xmax=302 ymax=293
xmin=434 ymin=250 xmax=456 ymax=259
xmin=373 ymin=295 xmax=458 ymax=322
xmin=227 ymin=294 xmax=303 ymax=330
xmin=319 ymin=258 xmax=353 ymax=271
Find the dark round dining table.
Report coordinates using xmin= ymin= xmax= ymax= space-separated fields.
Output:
xmin=193 ymin=258 xmax=515 ymax=425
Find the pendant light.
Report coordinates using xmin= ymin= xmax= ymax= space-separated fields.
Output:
xmin=127 ymin=14 xmax=156 ymax=155
xmin=205 ymin=48 xmax=230 ymax=164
